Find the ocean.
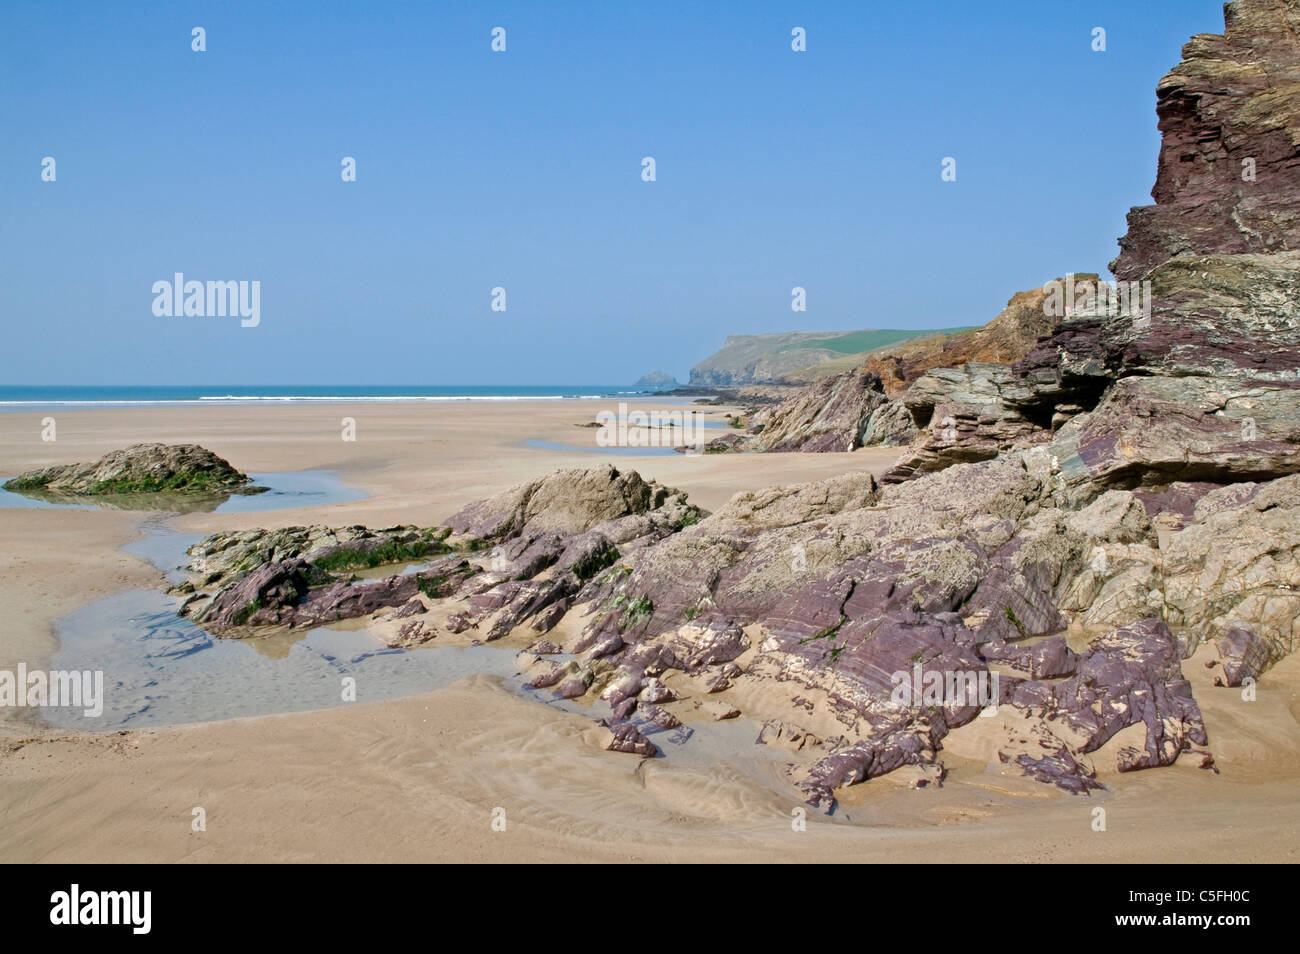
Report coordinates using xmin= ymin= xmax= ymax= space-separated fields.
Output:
xmin=0 ymin=385 xmax=652 ymax=411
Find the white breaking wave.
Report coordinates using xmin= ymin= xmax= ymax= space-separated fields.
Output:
xmin=0 ymin=394 xmax=612 ymax=406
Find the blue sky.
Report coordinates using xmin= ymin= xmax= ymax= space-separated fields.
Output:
xmin=0 ymin=0 xmax=1229 ymax=385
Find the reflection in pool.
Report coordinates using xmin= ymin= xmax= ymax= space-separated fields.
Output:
xmin=35 ymin=469 xmax=516 ymax=731
xmin=48 ymin=587 xmax=524 ymax=730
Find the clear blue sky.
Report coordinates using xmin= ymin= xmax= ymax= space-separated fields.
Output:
xmin=0 ymin=0 xmax=1228 ymax=386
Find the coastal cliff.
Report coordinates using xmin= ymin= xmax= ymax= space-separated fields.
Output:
xmin=1113 ymin=0 xmax=1300 ymax=280
xmin=687 ymin=328 xmax=963 ymax=387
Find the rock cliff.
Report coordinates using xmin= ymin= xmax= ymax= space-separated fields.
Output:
xmin=1112 ymin=0 xmax=1300 ymax=281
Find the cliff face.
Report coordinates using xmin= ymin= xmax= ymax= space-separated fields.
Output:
xmin=1112 ymin=0 xmax=1300 ymax=281
xmin=688 ymin=332 xmax=847 ymax=387
xmin=687 ymin=328 xmax=963 ymax=387
xmin=863 ymin=279 xmax=1085 ymax=396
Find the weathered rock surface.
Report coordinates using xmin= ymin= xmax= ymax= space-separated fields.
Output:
xmin=1011 ymin=620 xmax=1207 ymax=773
xmin=182 ymin=466 xmax=707 ymax=644
xmin=1112 ymin=0 xmax=1300 ymax=281
xmin=742 ymin=370 xmax=895 ymax=453
xmin=604 ymin=720 xmax=660 ymax=756
xmin=881 ymin=363 xmax=1045 ymax=482
xmin=197 ymin=555 xmax=474 ymax=633
xmin=4 ymin=443 xmax=259 ymax=496
xmin=1047 ymin=372 xmax=1300 ymax=498
xmin=445 ymin=465 xmax=699 ymax=541
xmin=182 ymin=449 xmax=1292 ymax=809
xmin=185 ymin=524 xmax=452 ymax=586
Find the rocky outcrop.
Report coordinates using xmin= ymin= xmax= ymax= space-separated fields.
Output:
xmin=880 ymin=363 xmax=1045 ymax=482
xmin=535 ymin=450 xmax=1237 ymax=810
xmin=181 ymin=466 xmax=707 ymax=641
xmin=181 ymin=448 xmax=1296 ymax=808
xmin=1112 ymin=0 xmax=1300 ymax=281
xmin=1008 ymin=620 xmax=1207 ymax=775
xmin=445 ymin=465 xmax=698 ymax=541
xmin=863 ymin=280 xmax=1082 ymax=396
xmin=185 ymin=524 xmax=453 ymax=586
xmin=4 ymin=444 xmax=260 ymax=496
xmin=633 ymin=371 xmax=678 ymax=391
xmin=743 ymin=370 xmax=896 ymax=452
xmin=195 ymin=555 xmax=475 ymax=633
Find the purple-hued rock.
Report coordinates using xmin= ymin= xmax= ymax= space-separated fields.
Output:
xmin=605 ymin=720 xmax=659 ymax=757
xmin=198 ymin=555 xmax=474 ymax=634
xmin=385 ymin=598 xmax=425 ymax=620
xmin=1215 ymin=627 xmax=1270 ymax=687
xmin=1030 ymin=636 xmax=1078 ymax=679
xmin=198 ymin=557 xmax=329 ymax=631
xmin=639 ymin=703 xmax=681 ymax=730
xmin=526 ymin=664 xmax=567 ymax=690
xmin=797 ymin=728 xmax=939 ymax=812
xmin=555 ymin=671 xmax=593 ymax=699
xmin=1012 ymin=619 xmax=1207 ymax=773
xmin=639 ymin=678 xmax=675 ymax=704
xmin=611 ymin=697 xmax=638 ymax=721
xmin=388 ymin=619 xmax=436 ymax=648
xmin=585 ymin=632 xmax=625 ymax=660
xmin=445 ymin=612 xmax=477 ymax=634
xmin=1002 ymin=740 xmax=1104 ymax=795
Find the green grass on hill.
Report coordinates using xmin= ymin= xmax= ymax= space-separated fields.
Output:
xmin=776 ymin=327 xmax=977 ymax=356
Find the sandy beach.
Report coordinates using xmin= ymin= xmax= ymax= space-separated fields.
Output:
xmin=1 ymin=400 xmax=1296 ymax=863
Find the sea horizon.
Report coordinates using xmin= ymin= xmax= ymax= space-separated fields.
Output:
xmin=0 ymin=384 xmax=666 ymax=411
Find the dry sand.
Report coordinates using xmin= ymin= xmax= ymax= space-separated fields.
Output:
xmin=0 ymin=400 xmax=1296 ymax=862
